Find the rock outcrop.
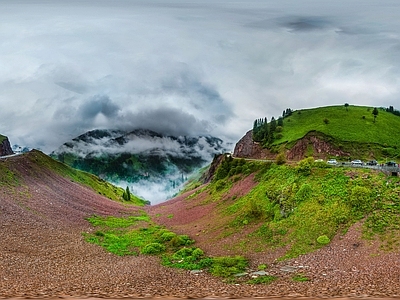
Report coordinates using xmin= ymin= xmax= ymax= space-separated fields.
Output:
xmin=233 ymin=130 xmax=274 ymax=159
xmin=0 ymin=136 xmax=13 ymax=156
xmin=286 ymin=131 xmax=350 ymax=161
xmin=234 ymin=130 xmax=351 ymax=161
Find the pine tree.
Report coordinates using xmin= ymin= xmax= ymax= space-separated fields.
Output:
xmin=123 ymin=186 xmax=131 ymax=201
xmin=270 ymin=117 xmax=277 ymax=133
xmin=278 ymin=116 xmax=283 ymax=127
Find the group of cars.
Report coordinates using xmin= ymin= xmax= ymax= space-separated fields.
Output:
xmin=323 ymin=158 xmax=398 ymax=167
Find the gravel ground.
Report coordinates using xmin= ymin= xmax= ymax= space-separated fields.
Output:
xmin=1 ymin=154 xmax=400 ymax=299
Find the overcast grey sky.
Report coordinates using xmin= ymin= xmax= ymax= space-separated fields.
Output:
xmin=1 ymin=0 xmax=400 ymax=153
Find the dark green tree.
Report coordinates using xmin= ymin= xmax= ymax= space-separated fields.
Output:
xmin=270 ymin=117 xmax=277 ymax=133
xmin=123 ymin=186 xmax=131 ymax=201
xmin=372 ymin=107 xmax=379 ymax=123
xmin=284 ymin=108 xmax=293 ymax=118
xmin=252 ymin=117 xmax=268 ymax=142
xmin=277 ymin=116 xmax=283 ymax=127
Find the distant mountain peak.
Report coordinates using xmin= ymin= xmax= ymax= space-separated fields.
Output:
xmin=51 ymin=128 xmax=229 ymax=204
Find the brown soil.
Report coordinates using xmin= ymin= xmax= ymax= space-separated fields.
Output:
xmin=1 ymin=153 xmax=400 ymax=299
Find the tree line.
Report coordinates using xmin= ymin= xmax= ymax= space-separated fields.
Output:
xmin=252 ymin=108 xmax=292 ymax=144
xmin=386 ymin=105 xmax=400 ymax=117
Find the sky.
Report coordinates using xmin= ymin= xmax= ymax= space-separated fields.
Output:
xmin=1 ymin=0 xmax=400 ymax=153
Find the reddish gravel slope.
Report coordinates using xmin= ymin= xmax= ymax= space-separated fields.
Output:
xmin=1 ymin=152 xmax=400 ymax=299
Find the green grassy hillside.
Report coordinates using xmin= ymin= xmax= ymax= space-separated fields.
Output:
xmin=272 ymin=105 xmax=400 ymax=160
xmin=192 ymin=156 xmax=400 ymax=259
xmin=0 ymin=134 xmax=6 ymax=143
xmin=1 ymin=150 xmax=147 ymax=206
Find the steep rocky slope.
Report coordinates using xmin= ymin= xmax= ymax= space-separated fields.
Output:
xmin=0 ymin=134 xmax=13 ymax=156
xmin=234 ymin=130 xmax=352 ymax=161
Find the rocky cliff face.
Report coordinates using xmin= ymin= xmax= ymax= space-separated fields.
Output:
xmin=286 ymin=132 xmax=350 ymax=160
xmin=234 ymin=130 xmax=350 ymax=161
xmin=0 ymin=136 xmax=14 ymax=156
xmin=233 ymin=130 xmax=273 ymax=159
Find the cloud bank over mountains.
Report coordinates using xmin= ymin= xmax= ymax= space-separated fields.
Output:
xmin=52 ymin=129 xmax=228 ymax=203
xmin=1 ymin=0 xmax=400 ymax=152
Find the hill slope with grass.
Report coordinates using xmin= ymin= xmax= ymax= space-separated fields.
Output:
xmin=146 ymin=155 xmax=400 ymax=295
xmin=235 ymin=105 xmax=400 ymax=161
xmin=0 ymin=149 xmax=146 ymax=205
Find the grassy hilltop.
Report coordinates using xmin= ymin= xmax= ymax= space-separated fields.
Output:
xmin=269 ymin=105 xmax=400 ymax=160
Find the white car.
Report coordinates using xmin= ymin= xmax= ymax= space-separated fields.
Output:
xmin=327 ymin=159 xmax=338 ymax=165
xmin=351 ymin=159 xmax=363 ymax=165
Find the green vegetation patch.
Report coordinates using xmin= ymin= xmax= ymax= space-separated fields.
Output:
xmin=27 ymin=150 xmax=147 ymax=205
xmin=205 ymin=157 xmax=400 ymax=259
xmin=87 ymin=214 xmax=150 ymax=228
xmin=84 ymin=214 xmax=194 ymax=256
xmin=84 ymin=213 xmax=252 ymax=281
xmin=292 ymin=274 xmax=310 ymax=282
xmin=0 ymin=134 xmax=6 ymax=143
xmin=247 ymin=275 xmax=277 ymax=285
xmin=0 ymin=164 xmax=19 ymax=187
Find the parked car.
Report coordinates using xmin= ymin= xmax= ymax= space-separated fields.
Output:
xmin=351 ymin=159 xmax=363 ymax=166
xmin=386 ymin=161 xmax=398 ymax=167
xmin=327 ymin=159 xmax=338 ymax=165
xmin=366 ymin=160 xmax=378 ymax=166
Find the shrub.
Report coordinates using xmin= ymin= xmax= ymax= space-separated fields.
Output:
xmin=246 ymin=197 xmax=276 ymax=220
xmin=170 ymin=235 xmax=194 ymax=247
xmin=160 ymin=231 xmax=176 ymax=242
xmin=141 ymin=242 xmax=166 ymax=255
xmin=215 ymin=180 xmax=226 ymax=192
xmin=276 ymin=153 xmax=286 ymax=165
xmin=296 ymin=157 xmax=315 ymax=175
xmin=348 ymin=186 xmax=372 ymax=212
xmin=316 ymin=235 xmax=330 ymax=245
xmin=172 ymin=247 xmax=194 ymax=259
xmin=209 ymin=256 xmax=248 ymax=277
xmin=192 ymin=248 xmax=205 ymax=259
xmin=323 ymin=118 xmax=329 ymax=124
xmin=163 ymin=247 xmax=212 ymax=270
xmin=295 ymin=183 xmax=312 ymax=203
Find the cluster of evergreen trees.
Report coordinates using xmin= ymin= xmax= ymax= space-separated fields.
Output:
xmin=282 ymin=108 xmax=293 ymax=118
xmin=386 ymin=106 xmax=400 ymax=117
xmin=253 ymin=108 xmax=292 ymax=144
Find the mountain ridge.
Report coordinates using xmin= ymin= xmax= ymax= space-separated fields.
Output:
xmin=51 ymin=128 xmax=228 ymax=204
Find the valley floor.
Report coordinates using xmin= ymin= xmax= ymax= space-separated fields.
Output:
xmin=1 ymin=156 xmax=400 ymax=299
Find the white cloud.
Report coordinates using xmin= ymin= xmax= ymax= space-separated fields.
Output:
xmin=1 ymin=0 xmax=400 ymax=152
